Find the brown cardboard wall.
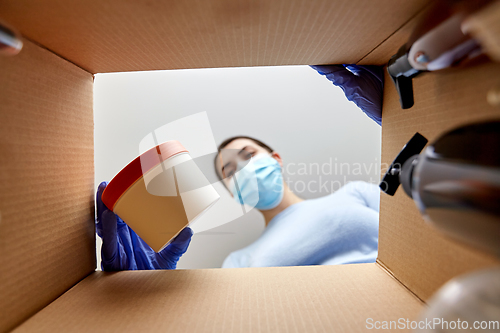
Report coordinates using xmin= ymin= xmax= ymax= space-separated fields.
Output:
xmin=357 ymin=5 xmax=432 ymax=65
xmin=12 ymin=264 xmax=423 ymax=333
xmin=1 ymin=0 xmax=429 ymax=74
xmin=0 ymin=40 xmax=95 ymax=332
xmin=357 ymin=1 xmax=500 ymax=65
xmin=378 ymin=60 xmax=500 ymax=301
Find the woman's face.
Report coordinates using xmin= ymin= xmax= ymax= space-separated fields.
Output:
xmin=215 ymin=138 xmax=280 ymax=192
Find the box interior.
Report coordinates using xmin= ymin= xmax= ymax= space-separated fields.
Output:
xmin=0 ymin=0 xmax=430 ymax=73
xmin=12 ymin=264 xmax=424 ymax=333
xmin=0 ymin=39 xmax=95 ymax=332
xmin=1 ymin=0 xmax=499 ymax=332
xmin=378 ymin=59 xmax=500 ymax=302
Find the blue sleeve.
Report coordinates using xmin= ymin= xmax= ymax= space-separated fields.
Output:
xmin=337 ymin=181 xmax=381 ymax=213
xmin=310 ymin=64 xmax=384 ymax=125
xmin=221 ymin=253 xmax=237 ymax=268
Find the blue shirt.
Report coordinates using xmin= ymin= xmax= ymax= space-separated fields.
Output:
xmin=222 ymin=181 xmax=380 ymax=268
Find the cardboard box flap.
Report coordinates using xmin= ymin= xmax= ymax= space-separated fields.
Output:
xmin=1 ymin=0 xmax=429 ymax=74
xmin=12 ymin=264 xmax=423 ymax=333
xmin=359 ymin=0 xmax=500 ymax=66
xmin=358 ymin=4 xmax=432 ymax=65
xmin=0 ymin=40 xmax=95 ymax=332
xmin=378 ymin=60 xmax=500 ymax=301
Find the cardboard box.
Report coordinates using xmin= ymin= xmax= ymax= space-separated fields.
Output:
xmin=0 ymin=1 xmax=498 ymax=332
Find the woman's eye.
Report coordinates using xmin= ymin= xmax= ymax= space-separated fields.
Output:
xmin=243 ymin=151 xmax=255 ymax=160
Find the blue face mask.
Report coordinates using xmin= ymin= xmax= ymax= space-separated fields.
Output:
xmin=230 ymin=154 xmax=284 ymax=210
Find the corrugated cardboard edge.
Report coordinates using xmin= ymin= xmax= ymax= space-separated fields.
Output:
xmin=357 ymin=3 xmax=433 ymax=65
xmin=376 ymin=260 xmax=426 ymax=305
xmin=357 ymin=2 xmax=432 ymax=66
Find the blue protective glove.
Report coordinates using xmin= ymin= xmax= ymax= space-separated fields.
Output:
xmin=96 ymin=181 xmax=193 ymax=271
xmin=310 ymin=64 xmax=384 ymax=125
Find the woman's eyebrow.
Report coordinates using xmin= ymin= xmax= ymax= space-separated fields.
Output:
xmin=221 ymin=146 xmax=253 ymax=175
xmin=237 ymin=146 xmax=252 ymax=156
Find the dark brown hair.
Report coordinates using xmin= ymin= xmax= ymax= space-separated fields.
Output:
xmin=214 ymin=136 xmax=274 ymax=181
